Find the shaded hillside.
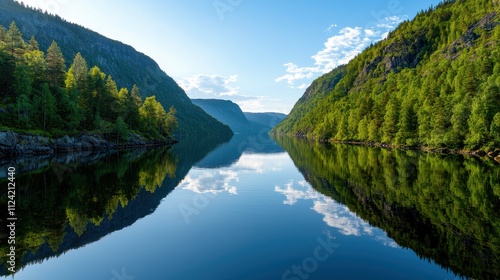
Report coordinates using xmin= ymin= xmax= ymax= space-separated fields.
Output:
xmin=272 ymin=0 xmax=500 ymax=152
xmin=244 ymin=112 xmax=287 ymax=133
xmin=0 ymin=0 xmax=232 ymax=136
xmin=192 ymin=99 xmax=254 ymax=134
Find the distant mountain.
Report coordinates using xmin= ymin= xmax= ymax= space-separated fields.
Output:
xmin=272 ymin=0 xmax=500 ymax=152
xmin=244 ymin=112 xmax=287 ymax=133
xmin=0 ymin=0 xmax=232 ymax=136
xmin=192 ymin=99 xmax=254 ymax=134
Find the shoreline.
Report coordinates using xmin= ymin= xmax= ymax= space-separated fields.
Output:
xmin=272 ymin=134 xmax=500 ymax=163
xmin=0 ymin=130 xmax=177 ymax=158
xmin=331 ymin=140 xmax=500 ymax=162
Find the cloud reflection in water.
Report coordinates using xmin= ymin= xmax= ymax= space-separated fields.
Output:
xmin=275 ymin=180 xmax=399 ymax=248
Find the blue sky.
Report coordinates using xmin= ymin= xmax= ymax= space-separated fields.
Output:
xmin=17 ymin=0 xmax=442 ymax=113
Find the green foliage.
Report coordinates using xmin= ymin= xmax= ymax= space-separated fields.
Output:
xmin=0 ymin=1 xmax=232 ymax=136
xmin=272 ymin=0 xmax=500 ymax=151
xmin=45 ymin=41 xmax=65 ymax=89
xmin=139 ymin=96 xmax=177 ymax=138
xmin=0 ymin=147 xmax=178 ymax=273
xmin=276 ymin=136 xmax=500 ymax=279
xmin=0 ymin=22 xmax=177 ymax=140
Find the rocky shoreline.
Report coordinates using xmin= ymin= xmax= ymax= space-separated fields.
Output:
xmin=0 ymin=130 xmax=177 ymax=157
xmin=328 ymin=140 xmax=500 ymax=163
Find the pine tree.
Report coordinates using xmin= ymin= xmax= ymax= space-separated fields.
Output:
xmin=5 ymin=22 xmax=25 ymax=59
xmin=382 ymin=98 xmax=399 ymax=143
xmin=0 ymin=25 xmax=6 ymax=48
xmin=27 ymin=36 xmax=39 ymax=51
xmin=23 ymin=49 xmax=47 ymax=88
xmin=68 ymin=53 xmax=88 ymax=89
xmin=126 ymin=85 xmax=142 ymax=130
xmin=164 ymin=106 xmax=178 ymax=136
xmin=46 ymin=41 xmax=66 ymax=89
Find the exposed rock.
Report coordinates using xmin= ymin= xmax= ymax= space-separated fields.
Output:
xmin=0 ymin=130 xmax=176 ymax=157
xmin=444 ymin=12 xmax=499 ymax=59
xmin=0 ymin=131 xmax=18 ymax=148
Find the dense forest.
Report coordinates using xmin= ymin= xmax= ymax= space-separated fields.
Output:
xmin=0 ymin=0 xmax=232 ymax=136
xmin=0 ymin=21 xmax=177 ymax=141
xmin=272 ymin=0 xmax=500 ymax=152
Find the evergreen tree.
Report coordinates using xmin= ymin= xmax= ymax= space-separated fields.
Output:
xmin=126 ymin=85 xmax=142 ymax=130
xmin=115 ymin=116 xmax=128 ymax=142
xmin=382 ymin=98 xmax=399 ymax=143
xmin=0 ymin=49 xmax=14 ymax=98
xmin=46 ymin=41 xmax=65 ymax=89
xmin=33 ymin=83 xmax=58 ymax=131
xmin=68 ymin=53 xmax=88 ymax=89
xmin=22 ymin=49 xmax=47 ymax=88
xmin=164 ymin=106 xmax=178 ymax=135
xmin=27 ymin=36 xmax=39 ymax=51
xmin=5 ymin=22 xmax=25 ymax=59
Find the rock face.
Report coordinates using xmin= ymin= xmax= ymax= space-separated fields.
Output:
xmin=0 ymin=131 xmax=174 ymax=157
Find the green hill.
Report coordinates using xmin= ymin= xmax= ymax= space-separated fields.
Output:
xmin=0 ymin=0 xmax=232 ymax=137
xmin=272 ymin=0 xmax=500 ymax=152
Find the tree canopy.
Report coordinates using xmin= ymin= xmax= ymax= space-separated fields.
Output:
xmin=0 ymin=22 xmax=177 ymax=141
xmin=272 ymin=0 xmax=500 ymax=152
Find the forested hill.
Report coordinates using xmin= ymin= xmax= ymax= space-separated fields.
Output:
xmin=272 ymin=0 xmax=500 ymax=152
xmin=0 ymin=0 xmax=232 ymax=136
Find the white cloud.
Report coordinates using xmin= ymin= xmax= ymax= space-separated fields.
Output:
xmin=179 ymin=74 xmax=239 ymax=98
xmin=180 ymin=170 xmax=238 ymax=195
xmin=178 ymin=74 xmax=288 ymax=113
xmin=275 ymin=180 xmax=399 ymax=247
xmin=275 ymin=181 xmax=321 ymax=205
xmin=276 ymin=15 xmax=407 ymax=88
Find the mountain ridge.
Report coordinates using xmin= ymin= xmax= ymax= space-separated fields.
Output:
xmin=0 ymin=0 xmax=232 ymax=136
xmin=272 ymin=0 xmax=500 ymax=152
xmin=192 ymin=98 xmax=287 ymax=134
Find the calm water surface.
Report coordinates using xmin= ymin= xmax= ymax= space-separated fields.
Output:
xmin=1 ymin=134 xmax=498 ymax=279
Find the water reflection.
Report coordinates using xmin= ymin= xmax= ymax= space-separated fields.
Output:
xmin=276 ymin=180 xmax=399 ymax=247
xmin=275 ymin=136 xmax=500 ymax=279
xmin=195 ymin=133 xmax=284 ymax=168
xmin=0 ymin=133 xmax=231 ymax=277
xmin=181 ymin=133 xmax=286 ymax=195
xmin=180 ymin=170 xmax=239 ymax=195
xmin=2 ymin=132 xmax=496 ymax=279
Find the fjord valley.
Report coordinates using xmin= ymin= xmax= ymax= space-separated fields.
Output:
xmin=0 ymin=0 xmax=499 ymax=279
xmin=272 ymin=0 xmax=500 ymax=156
xmin=192 ymin=99 xmax=287 ymax=134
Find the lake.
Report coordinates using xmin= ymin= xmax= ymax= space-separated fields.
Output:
xmin=1 ymin=133 xmax=499 ymax=279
